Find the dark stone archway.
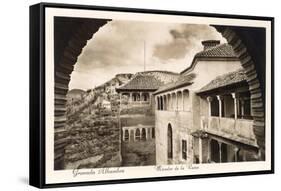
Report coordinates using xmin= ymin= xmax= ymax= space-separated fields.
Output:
xmin=214 ymin=26 xmax=266 ymax=160
xmin=54 ymin=17 xmax=110 ymax=170
xmin=53 ymin=17 xmax=266 ymax=169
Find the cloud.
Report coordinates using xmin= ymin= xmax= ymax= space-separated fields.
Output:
xmin=153 ymin=24 xmax=226 ymax=61
xmin=69 ymin=20 xmax=226 ymax=90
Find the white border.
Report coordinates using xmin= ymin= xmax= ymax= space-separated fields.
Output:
xmin=45 ymin=7 xmax=272 ymax=184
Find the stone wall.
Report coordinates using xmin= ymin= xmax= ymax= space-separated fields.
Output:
xmin=64 ymin=110 xmax=122 ymax=169
xmin=155 ymin=110 xmax=193 ymax=165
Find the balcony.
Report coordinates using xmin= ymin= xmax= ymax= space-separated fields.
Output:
xmin=201 ymin=116 xmax=256 ymax=146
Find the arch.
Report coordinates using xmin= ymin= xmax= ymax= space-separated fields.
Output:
xmin=132 ymin=92 xmax=140 ymax=102
xmin=167 ymin=94 xmax=171 ymax=111
xmin=142 ymin=92 xmax=150 ymax=102
xmin=53 ymin=20 xmax=266 ymax=169
xmin=163 ymin=95 xmax=167 ymax=110
xmin=177 ymin=91 xmax=183 ymax=111
xmin=167 ymin=124 xmax=173 ymax=159
xmin=156 ymin=96 xmax=160 ymax=110
xmin=141 ymin=128 xmax=146 ymax=141
xmin=210 ymin=139 xmax=220 ymax=163
xmin=171 ymin=93 xmax=176 ymax=111
xmin=135 ymin=128 xmax=141 ymax=141
xmin=214 ymin=26 xmax=265 ymax=160
xmin=210 ymin=97 xmax=220 ymax=117
xmin=124 ymin=129 xmax=129 ymax=141
xmin=160 ymin=96 xmax=164 ymax=110
xmin=183 ymin=90 xmax=189 ymax=111
xmin=221 ymin=143 xmax=228 ymax=162
xmin=152 ymin=127 xmax=155 ymax=138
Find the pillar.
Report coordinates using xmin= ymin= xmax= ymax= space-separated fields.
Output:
xmin=207 ymin=139 xmax=211 ymax=163
xmin=140 ymin=92 xmax=142 ymax=103
xmin=133 ymin=129 xmax=135 ymax=142
xmin=199 ymin=138 xmax=203 ymax=163
xmin=167 ymin=94 xmax=170 ymax=111
xmin=231 ymin=93 xmax=238 ymax=119
xmin=176 ymin=92 xmax=178 ymax=111
xmin=182 ymin=90 xmax=184 ymax=111
xmin=218 ymin=142 xmax=222 ymax=163
xmin=145 ymin=128 xmax=148 ymax=140
xmin=129 ymin=92 xmax=132 ymax=103
xmin=207 ymin=96 xmax=213 ymax=117
xmin=240 ymin=99 xmax=245 ymax=118
xmin=217 ymin=95 xmax=223 ymax=118
xmin=234 ymin=147 xmax=239 ymax=162
xmin=155 ymin=96 xmax=158 ymax=110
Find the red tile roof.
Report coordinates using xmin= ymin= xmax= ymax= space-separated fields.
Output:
xmin=195 ymin=43 xmax=237 ymax=58
xmin=116 ymin=71 xmax=180 ymax=91
xmin=154 ymin=73 xmax=195 ymax=95
xmin=181 ymin=43 xmax=238 ymax=74
xmin=197 ymin=68 xmax=247 ymax=94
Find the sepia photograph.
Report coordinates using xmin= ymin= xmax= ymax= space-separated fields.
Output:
xmin=57 ymin=19 xmax=260 ymax=169
xmin=29 ymin=3 xmax=274 ymax=187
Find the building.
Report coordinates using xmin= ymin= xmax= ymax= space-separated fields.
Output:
xmin=66 ymin=89 xmax=85 ymax=103
xmin=116 ymin=71 xmax=180 ymax=111
xmin=194 ymin=69 xmax=257 ymax=163
xmin=153 ymin=40 xmax=258 ymax=165
xmin=116 ymin=70 xmax=180 ymax=143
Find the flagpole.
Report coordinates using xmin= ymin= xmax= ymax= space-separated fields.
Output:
xmin=144 ymin=40 xmax=146 ymax=72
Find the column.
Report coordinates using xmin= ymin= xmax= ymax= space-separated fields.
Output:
xmin=155 ymin=96 xmax=158 ymax=110
xmin=133 ymin=129 xmax=135 ymax=142
xmin=207 ymin=139 xmax=211 ymax=163
xmin=207 ymin=96 xmax=213 ymax=117
xmin=129 ymin=92 xmax=132 ymax=103
xmin=122 ymin=129 xmax=125 ymax=141
xmin=145 ymin=128 xmax=148 ymax=140
xmin=140 ymin=92 xmax=142 ymax=104
xmin=199 ymin=138 xmax=203 ymax=163
xmin=234 ymin=147 xmax=239 ymax=162
xmin=217 ymin=95 xmax=223 ymax=118
xmin=240 ymin=99 xmax=245 ymax=119
xmin=218 ymin=142 xmax=222 ymax=163
xmin=163 ymin=95 xmax=166 ymax=110
xmin=160 ymin=96 xmax=162 ymax=110
xmin=176 ymin=92 xmax=178 ymax=111
xmin=128 ymin=129 xmax=130 ymax=142
xmin=231 ymin=93 xmax=238 ymax=119
xmin=167 ymin=94 xmax=170 ymax=111
xmin=182 ymin=90 xmax=184 ymax=111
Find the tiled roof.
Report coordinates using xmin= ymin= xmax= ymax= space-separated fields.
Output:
xmin=195 ymin=43 xmax=237 ymax=58
xmin=197 ymin=68 xmax=247 ymax=94
xmin=116 ymin=71 xmax=180 ymax=91
xmin=180 ymin=43 xmax=238 ymax=74
xmin=154 ymin=73 xmax=195 ymax=94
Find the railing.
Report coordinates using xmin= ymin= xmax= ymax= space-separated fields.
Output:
xmin=201 ymin=116 xmax=255 ymax=144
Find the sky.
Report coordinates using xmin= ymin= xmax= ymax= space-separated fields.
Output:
xmin=69 ymin=20 xmax=226 ymax=90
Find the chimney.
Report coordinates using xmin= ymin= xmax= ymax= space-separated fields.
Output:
xmin=201 ymin=40 xmax=220 ymax=50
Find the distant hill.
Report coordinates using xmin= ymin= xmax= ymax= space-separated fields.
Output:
xmin=93 ymin=73 xmax=133 ymax=94
xmin=67 ymin=89 xmax=86 ymax=99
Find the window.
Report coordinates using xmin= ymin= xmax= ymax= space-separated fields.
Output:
xmin=182 ymin=140 xmax=187 ymax=160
